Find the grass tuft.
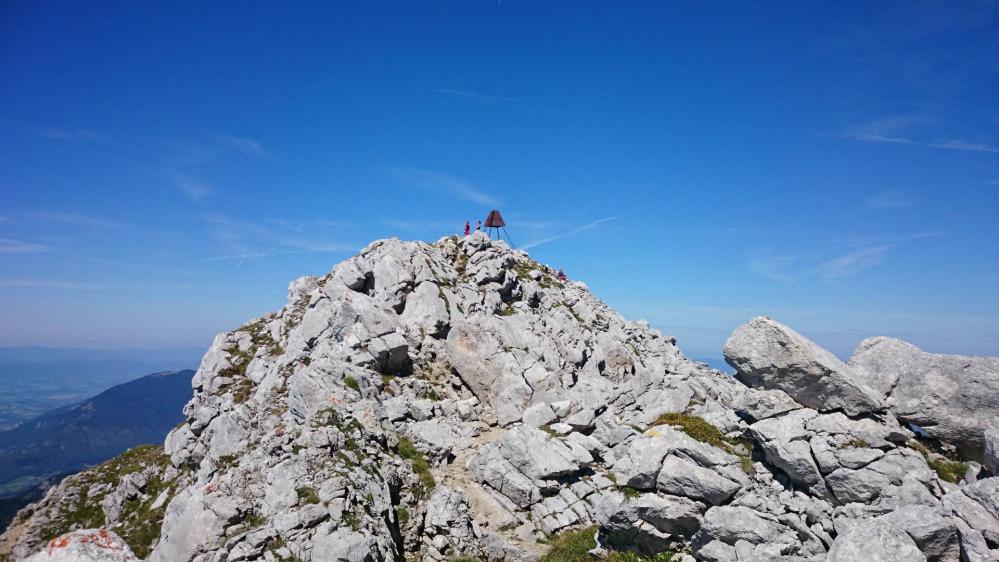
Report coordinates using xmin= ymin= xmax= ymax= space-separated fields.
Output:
xmin=536 ymin=527 xmax=675 ymax=562
xmin=909 ymin=439 xmax=969 ymax=484
xmin=619 ymin=486 xmax=642 ymax=499
xmin=344 ymin=375 xmax=360 ymax=392
xmin=397 ymin=436 xmax=436 ymax=498
xmin=296 ymin=486 xmax=320 ymax=505
xmin=652 ymin=413 xmax=727 ymax=449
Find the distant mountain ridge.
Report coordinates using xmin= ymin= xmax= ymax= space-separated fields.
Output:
xmin=0 ymin=369 xmax=194 ymax=500
xmin=0 ymin=347 xmax=204 ymax=430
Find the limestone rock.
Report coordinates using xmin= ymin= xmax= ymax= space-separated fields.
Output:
xmin=694 ymin=506 xmax=786 ymax=547
xmin=656 ymin=455 xmax=740 ymax=505
xmin=875 ymin=504 xmax=960 ymax=562
xmin=984 ymin=423 xmax=999 ymax=475
xmin=850 ymin=336 xmax=999 ymax=460
xmin=827 ymin=521 xmax=927 ymax=562
xmin=24 ymin=530 xmax=138 ymax=562
xmin=725 ymin=317 xmax=884 ymax=416
xmin=597 ymin=493 xmax=705 ymax=553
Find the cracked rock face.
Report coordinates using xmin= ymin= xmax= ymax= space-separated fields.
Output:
xmin=4 ymin=232 xmax=999 ymax=562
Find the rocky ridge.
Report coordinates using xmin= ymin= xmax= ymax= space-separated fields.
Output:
xmin=2 ymin=232 xmax=998 ymax=562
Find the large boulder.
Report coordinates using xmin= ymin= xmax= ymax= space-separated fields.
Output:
xmin=467 ymin=425 xmax=589 ymax=508
xmin=849 ymin=337 xmax=999 ymax=460
xmin=655 ymin=455 xmax=740 ymax=505
xmin=827 ymin=521 xmax=927 ymax=562
xmin=25 ymin=529 xmax=138 ymax=562
xmin=985 ymin=421 xmax=999 ymax=475
xmin=724 ymin=317 xmax=884 ymax=416
xmin=596 ymin=493 xmax=705 ymax=554
xmin=875 ymin=505 xmax=960 ymax=562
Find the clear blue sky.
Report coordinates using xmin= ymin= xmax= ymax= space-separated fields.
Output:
xmin=1 ymin=2 xmax=997 ymax=359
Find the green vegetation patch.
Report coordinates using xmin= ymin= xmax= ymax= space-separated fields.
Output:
xmin=344 ymin=375 xmax=361 ymax=392
xmin=117 ymin=473 xmax=172 ymax=558
xmin=619 ymin=486 xmax=642 ymax=499
xmin=397 ymin=436 xmax=436 ymax=499
xmin=231 ymin=378 xmax=255 ymax=404
xmin=396 ymin=507 xmax=410 ymax=524
xmin=927 ymin=457 xmax=969 ymax=484
xmin=652 ymin=413 xmax=727 ymax=449
xmin=561 ymin=302 xmax=584 ymax=324
xmin=511 ymin=259 xmax=565 ymax=290
xmin=343 ymin=510 xmax=361 ymax=531
xmin=296 ymin=486 xmax=320 ymax=505
xmin=537 ymin=527 xmax=675 ymax=562
xmin=909 ymin=439 xmax=969 ymax=484
xmin=39 ymin=445 xmax=179 ymax=559
xmin=454 ymin=252 xmax=470 ymax=277
xmin=216 ymin=454 xmax=239 ymax=470
xmin=218 ymin=316 xmax=286 ymax=402
xmin=243 ymin=316 xmax=284 ymax=357
xmin=651 ymin=414 xmax=756 ymax=474
xmin=512 ymin=261 xmax=535 ymax=281
xmin=911 ymin=442 xmax=968 ymax=483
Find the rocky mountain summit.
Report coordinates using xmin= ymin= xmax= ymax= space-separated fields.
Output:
xmin=2 ymin=232 xmax=998 ymax=562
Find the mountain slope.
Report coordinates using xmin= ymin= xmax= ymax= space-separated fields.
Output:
xmin=0 ymin=370 xmax=194 ymax=499
xmin=2 ymin=234 xmax=997 ymax=562
xmin=0 ymin=360 xmax=170 ymax=431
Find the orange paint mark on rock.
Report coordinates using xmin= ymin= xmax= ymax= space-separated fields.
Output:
xmin=47 ymin=536 xmax=71 ymax=554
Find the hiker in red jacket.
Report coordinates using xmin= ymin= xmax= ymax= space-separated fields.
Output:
xmin=464 ymin=220 xmax=470 ymax=237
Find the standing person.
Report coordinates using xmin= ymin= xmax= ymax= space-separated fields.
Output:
xmin=475 ymin=220 xmax=482 ymax=232
xmin=464 ymin=220 xmax=470 ymax=237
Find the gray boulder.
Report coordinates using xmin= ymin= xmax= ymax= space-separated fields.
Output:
xmin=491 ymin=425 xmax=586 ymax=480
xmin=962 ymin=478 xmax=999 ymax=522
xmin=827 ymin=521 xmax=927 ymax=562
xmin=24 ymin=529 xmax=138 ymax=562
xmin=656 ymin=455 xmax=740 ymax=505
xmin=596 ymin=493 xmax=705 ymax=553
xmin=611 ymin=434 xmax=672 ymax=490
xmin=748 ymin=409 xmax=827 ymax=496
xmin=310 ymin=525 xmax=376 ymax=561
xmin=725 ymin=317 xmax=884 ymax=416
xmin=876 ymin=505 xmax=960 ymax=562
xmin=695 ymin=506 xmax=786 ymax=546
xmin=826 ymin=467 xmax=891 ymax=504
xmin=467 ymin=425 xmax=588 ymax=508
xmin=985 ymin=423 xmax=999 ymax=475
xmin=850 ymin=337 xmax=999 ymax=460
xmin=942 ymin=487 xmax=999 ymax=547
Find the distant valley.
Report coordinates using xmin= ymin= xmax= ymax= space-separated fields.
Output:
xmin=0 ymin=347 xmax=201 ymax=532
xmin=0 ymin=347 xmax=202 ymax=430
xmin=0 ymin=369 xmax=194 ymax=498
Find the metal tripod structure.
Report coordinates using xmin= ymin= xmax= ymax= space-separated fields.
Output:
xmin=483 ymin=209 xmax=515 ymax=248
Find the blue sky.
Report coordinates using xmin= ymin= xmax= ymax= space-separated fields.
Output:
xmin=1 ymin=1 xmax=997 ymax=359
